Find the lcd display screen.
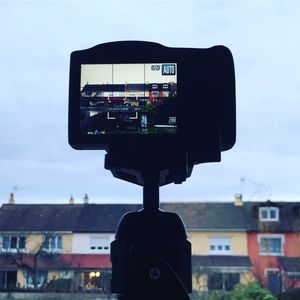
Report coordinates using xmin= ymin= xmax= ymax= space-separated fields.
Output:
xmin=80 ymin=63 xmax=177 ymax=135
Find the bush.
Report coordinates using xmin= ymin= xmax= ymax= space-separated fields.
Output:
xmin=191 ymin=290 xmax=230 ymax=300
xmin=231 ymin=282 xmax=276 ymax=300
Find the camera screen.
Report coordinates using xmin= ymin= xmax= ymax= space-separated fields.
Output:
xmin=80 ymin=63 xmax=177 ymax=135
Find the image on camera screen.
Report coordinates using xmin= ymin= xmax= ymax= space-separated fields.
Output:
xmin=80 ymin=63 xmax=177 ymax=135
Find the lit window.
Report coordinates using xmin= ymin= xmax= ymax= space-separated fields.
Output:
xmin=259 ymin=207 xmax=279 ymax=221
xmin=258 ymin=234 xmax=284 ymax=255
xmin=209 ymin=237 xmax=231 ymax=255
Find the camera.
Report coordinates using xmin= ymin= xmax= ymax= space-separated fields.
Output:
xmin=68 ymin=41 xmax=236 ymax=299
xmin=69 ymin=41 xmax=235 ymax=185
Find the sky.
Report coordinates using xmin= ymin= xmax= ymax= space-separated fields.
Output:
xmin=0 ymin=0 xmax=299 ymax=204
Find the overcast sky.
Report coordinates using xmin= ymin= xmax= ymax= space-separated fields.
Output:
xmin=0 ymin=0 xmax=299 ymax=204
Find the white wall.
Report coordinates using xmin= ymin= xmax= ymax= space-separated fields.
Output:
xmin=72 ymin=233 xmax=115 ymax=254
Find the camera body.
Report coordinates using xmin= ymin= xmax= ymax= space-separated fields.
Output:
xmin=69 ymin=41 xmax=236 ymax=185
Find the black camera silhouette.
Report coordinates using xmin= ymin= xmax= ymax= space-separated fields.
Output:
xmin=69 ymin=41 xmax=235 ymax=186
xmin=69 ymin=41 xmax=236 ymax=299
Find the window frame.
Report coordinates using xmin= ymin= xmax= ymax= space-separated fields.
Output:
xmin=43 ymin=236 xmax=63 ymax=252
xmin=208 ymin=237 xmax=231 ymax=255
xmin=259 ymin=207 xmax=279 ymax=221
xmin=0 ymin=236 xmax=26 ymax=252
xmin=208 ymin=272 xmax=240 ymax=291
xmin=258 ymin=234 xmax=284 ymax=256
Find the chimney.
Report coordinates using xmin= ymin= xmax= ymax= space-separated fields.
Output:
xmin=69 ymin=196 xmax=75 ymax=205
xmin=234 ymin=194 xmax=243 ymax=206
xmin=9 ymin=193 xmax=15 ymax=205
xmin=83 ymin=194 xmax=89 ymax=205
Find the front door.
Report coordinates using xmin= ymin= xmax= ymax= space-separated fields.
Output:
xmin=267 ymin=270 xmax=281 ymax=294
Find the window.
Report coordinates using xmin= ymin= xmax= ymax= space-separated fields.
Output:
xmin=1 ymin=236 xmax=26 ymax=251
xmin=209 ymin=237 xmax=231 ymax=255
xmin=44 ymin=236 xmax=62 ymax=252
xmin=259 ymin=207 xmax=279 ymax=221
xmin=0 ymin=271 xmax=17 ymax=289
xmin=89 ymin=236 xmax=110 ymax=253
xmin=258 ymin=234 xmax=284 ymax=255
xmin=208 ymin=273 xmax=240 ymax=291
xmin=25 ymin=271 xmax=47 ymax=288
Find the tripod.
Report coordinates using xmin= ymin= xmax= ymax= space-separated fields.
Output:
xmin=110 ymin=176 xmax=192 ymax=300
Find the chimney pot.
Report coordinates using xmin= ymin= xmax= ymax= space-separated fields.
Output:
xmin=9 ymin=193 xmax=15 ymax=205
xmin=69 ymin=196 xmax=75 ymax=204
xmin=234 ymin=194 xmax=243 ymax=206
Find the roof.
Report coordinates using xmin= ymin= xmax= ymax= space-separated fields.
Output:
xmin=81 ymin=84 xmax=125 ymax=92
xmin=0 ymin=253 xmax=111 ymax=270
xmin=0 ymin=201 xmax=299 ymax=233
xmin=192 ymin=255 xmax=252 ymax=269
xmin=0 ymin=204 xmax=83 ymax=232
xmin=161 ymin=202 xmax=251 ymax=230
xmin=243 ymin=201 xmax=300 ymax=232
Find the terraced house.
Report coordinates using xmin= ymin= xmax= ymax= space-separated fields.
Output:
xmin=0 ymin=193 xmax=299 ymax=295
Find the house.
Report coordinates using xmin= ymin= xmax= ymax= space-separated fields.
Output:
xmin=244 ymin=200 xmax=300 ymax=294
xmin=0 ymin=194 xmax=253 ymax=293
xmin=0 ymin=194 xmax=299 ymax=294
xmin=160 ymin=200 xmax=254 ymax=292
xmin=0 ymin=196 xmax=116 ymax=291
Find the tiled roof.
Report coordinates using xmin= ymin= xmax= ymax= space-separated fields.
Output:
xmin=243 ymin=201 xmax=300 ymax=232
xmin=161 ymin=202 xmax=251 ymax=230
xmin=0 ymin=201 xmax=299 ymax=233
xmin=0 ymin=204 xmax=83 ymax=232
xmin=81 ymin=84 xmax=125 ymax=92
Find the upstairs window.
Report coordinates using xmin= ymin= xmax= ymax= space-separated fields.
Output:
xmin=258 ymin=234 xmax=284 ymax=255
xmin=1 ymin=236 xmax=26 ymax=251
xmin=44 ymin=236 xmax=62 ymax=252
xmin=209 ymin=237 xmax=231 ymax=255
xmin=259 ymin=207 xmax=279 ymax=221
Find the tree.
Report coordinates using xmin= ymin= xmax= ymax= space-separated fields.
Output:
xmin=1 ymin=233 xmax=66 ymax=289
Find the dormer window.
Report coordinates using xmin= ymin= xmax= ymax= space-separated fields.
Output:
xmin=259 ymin=207 xmax=279 ymax=221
